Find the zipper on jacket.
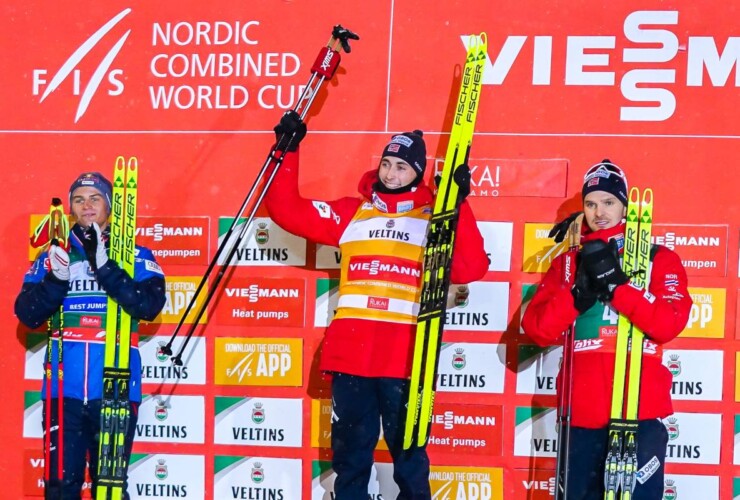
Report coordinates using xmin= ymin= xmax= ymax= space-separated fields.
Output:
xmin=83 ymin=342 xmax=89 ymax=404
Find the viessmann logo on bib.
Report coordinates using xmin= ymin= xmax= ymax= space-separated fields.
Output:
xmin=347 ymin=255 xmax=422 ymax=286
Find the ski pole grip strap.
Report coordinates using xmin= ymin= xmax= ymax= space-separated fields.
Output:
xmin=311 ymin=46 xmax=341 ymax=78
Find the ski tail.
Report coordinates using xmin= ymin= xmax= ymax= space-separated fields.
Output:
xmin=603 ymin=187 xmax=653 ymax=500
xmin=403 ymin=32 xmax=487 ymax=450
xmin=97 ymin=156 xmax=138 ymax=500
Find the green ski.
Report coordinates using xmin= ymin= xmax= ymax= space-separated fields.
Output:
xmin=604 ymin=187 xmax=653 ymax=500
xmin=403 ymin=32 xmax=487 ymax=450
xmin=97 ymin=156 xmax=138 ymax=500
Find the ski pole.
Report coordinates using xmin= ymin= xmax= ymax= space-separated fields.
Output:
xmin=43 ymin=197 xmax=67 ymax=499
xmin=160 ymin=25 xmax=359 ymax=365
xmin=554 ymin=213 xmax=583 ymax=500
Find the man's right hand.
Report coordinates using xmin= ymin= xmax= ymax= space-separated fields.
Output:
xmin=274 ymin=110 xmax=307 ymax=152
xmin=48 ymin=244 xmax=70 ymax=281
xmin=571 ymin=261 xmax=598 ymax=313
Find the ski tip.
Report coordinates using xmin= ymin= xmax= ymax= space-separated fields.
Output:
xmin=629 ymin=186 xmax=640 ymax=203
xmin=115 ymin=156 xmax=126 ymax=170
xmin=641 ymin=187 xmax=653 ymax=206
xmin=127 ymin=156 xmax=138 ymax=172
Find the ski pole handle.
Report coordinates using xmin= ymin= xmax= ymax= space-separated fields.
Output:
xmin=311 ymin=46 xmax=341 ymax=79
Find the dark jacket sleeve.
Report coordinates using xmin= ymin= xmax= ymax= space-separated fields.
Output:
xmin=95 ymin=262 xmax=166 ymax=321
xmin=521 ymin=254 xmax=580 ymax=347
xmin=14 ymin=266 xmax=68 ymax=329
xmin=610 ymin=245 xmax=692 ymax=344
xmin=448 ymin=201 xmax=489 ymax=284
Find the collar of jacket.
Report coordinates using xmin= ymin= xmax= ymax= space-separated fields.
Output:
xmin=357 ymin=169 xmax=434 ymax=214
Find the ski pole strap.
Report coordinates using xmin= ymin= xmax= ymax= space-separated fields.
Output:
xmin=332 ymin=24 xmax=359 ymax=53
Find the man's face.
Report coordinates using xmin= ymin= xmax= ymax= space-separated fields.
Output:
xmin=378 ymin=156 xmax=418 ymax=189
xmin=583 ymin=191 xmax=626 ymax=232
xmin=70 ymin=186 xmax=110 ymax=229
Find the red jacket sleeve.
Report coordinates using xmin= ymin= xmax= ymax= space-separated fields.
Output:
xmin=449 ymin=201 xmax=489 ymax=284
xmin=521 ymin=254 xmax=580 ymax=347
xmin=610 ymin=245 xmax=692 ymax=344
xmin=264 ymin=150 xmax=360 ymax=246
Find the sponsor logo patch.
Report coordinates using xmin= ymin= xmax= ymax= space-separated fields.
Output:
xmin=312 ymin=201 xmax=332 ymax=219
xmin=636 ymin=456 xmax=661 ymax=484
xmin=367 ymin=297 xmax=390 ymax=310
xmin=145 ymin=260 xmax=164 ymax=274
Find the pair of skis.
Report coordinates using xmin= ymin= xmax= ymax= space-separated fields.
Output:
xmin=403 ymin=33 xmax=487 ymax=450
xmin=97 ymin=156 xmax=139 ymax=500
xmin=554 ymin=188 xmax=653 ymax=499
xmin=603 ymin=187 xmax=653 ymax=500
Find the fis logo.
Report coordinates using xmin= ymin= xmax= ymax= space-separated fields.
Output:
xmin=32 ymin=9 xmax=132 ymax=122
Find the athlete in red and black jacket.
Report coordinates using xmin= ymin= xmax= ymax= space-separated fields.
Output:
xmin=264 ymin=111 xmax=488 ymax=499
xmin=522 ymin=160 xmax=692 ymax=500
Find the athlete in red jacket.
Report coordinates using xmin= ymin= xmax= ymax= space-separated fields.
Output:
xmin=264 ymin=111 xmax=488 ymax=499
xmin=521 ymin=160 xmax=692 ymax=499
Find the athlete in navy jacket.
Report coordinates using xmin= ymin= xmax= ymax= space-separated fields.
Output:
xmin=15 ymin=171 xmax=166 ymax=499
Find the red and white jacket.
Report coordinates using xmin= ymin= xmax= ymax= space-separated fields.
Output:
xmin=521 ymin=223 xmax=692 ymax=428
xmin=264 ymin=149 xmax=489 ymax=378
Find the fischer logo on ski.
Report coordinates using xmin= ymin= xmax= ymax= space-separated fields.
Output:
xmin=403 ymin=32 xmax=487 ymax=450
xmin=97 ymin=156 xmax=138 ymax=500
xmin=603 ymin=187 xmax=654 ymax=500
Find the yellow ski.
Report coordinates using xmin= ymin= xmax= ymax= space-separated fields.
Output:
xmin=404 ymin=33 xmax=487 ymax=449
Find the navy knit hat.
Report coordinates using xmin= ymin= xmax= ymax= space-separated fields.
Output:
xmin=381 ymin=130 xmax=427 ymax=178
xmin=69 ymin=171 xmax=113 ymax=210
xmin=582 ymin=159 xmax=628 ymax=206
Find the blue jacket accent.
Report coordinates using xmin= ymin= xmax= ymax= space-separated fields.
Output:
xmin=14 ymin=225 xmax=166 ymax=402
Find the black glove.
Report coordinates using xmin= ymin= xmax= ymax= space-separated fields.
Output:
xmin=72 ymin=224 xmax=108 ymax=272
xmin=549 ymin=211 xmax=584 ymax=243
xmin=332 ymin=25 xmax=360 ymax=53
xmin=274 ymin=110 xmax=306 ymax=152
xmin=453 ymin=163 xmax=471 ymax=201
xmin=580 ymin=239 xmax=629 ymax=301
xmin=571 ymin=259 xmax=598 ymax=313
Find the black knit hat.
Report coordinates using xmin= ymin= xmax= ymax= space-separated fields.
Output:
xmin=582 ymin=159 xmax=628 ymax=206
xmin=381 ymin=130 xmax=427 ymax=178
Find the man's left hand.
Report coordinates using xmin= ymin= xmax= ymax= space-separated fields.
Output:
xmin=81 ymin=222 xmax=109 ymax=271
xmin=580 ymin=239 xmax=629 ymax=300
xmin=453 ymin=163 xmax=471 ymax=201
